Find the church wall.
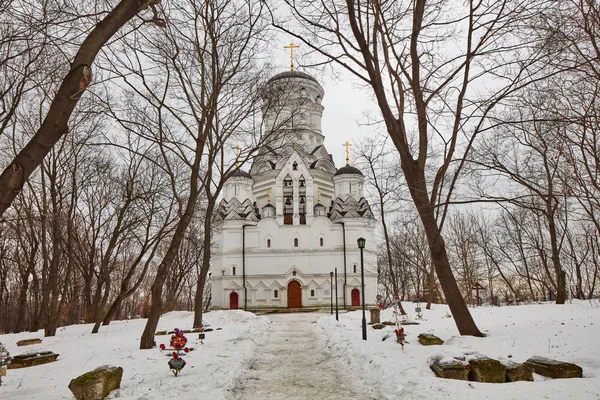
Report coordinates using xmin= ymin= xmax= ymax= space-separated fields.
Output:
xmin=211 ymin=217 xmax=378 ymax=309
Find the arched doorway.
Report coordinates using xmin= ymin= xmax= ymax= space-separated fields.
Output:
xmin=351 ymin=288 xmax=360 ymax=306
xmin=287 ymin=280 xmax=302 ymax=308
xmin=229 ymin=292 xmax=239 ymax=310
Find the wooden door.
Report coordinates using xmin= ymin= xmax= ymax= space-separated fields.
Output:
xmin=230 ymin=292 xmax=239 ymax=310
xmin=287 ymin=281 xmax=302 ymax=308
xmin=351 ymin=288 xmax=360 ymax=306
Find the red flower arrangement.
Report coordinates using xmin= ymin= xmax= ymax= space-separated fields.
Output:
xmin=169 ymin=328 xmax=188 ymax=351
xmin=395 ymin=327 xmax=406 ymax=349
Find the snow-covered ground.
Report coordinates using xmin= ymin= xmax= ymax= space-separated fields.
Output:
xmin=319 ymin=300 xmax=600 ymax=400
xmin=0 ymin=301 xmax=599 ymax=399
xmin=0 ymin=310 xmax=269 ymax=399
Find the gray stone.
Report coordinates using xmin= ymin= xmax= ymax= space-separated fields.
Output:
xmin=68 ymin=365 xmax=123 ymax=400
xmin=429 ymin=355 xmax=469 ymax=380
xmin=372 ymin=323 xmax=385 ymax=330
xmin=418 ymin=333 xmax=444 ymax=345
xmin=502 ymin=360 xmax=534 ymax=382
xmin=524 ymin=356 xmax=582 ymax=379
xmin=8 ymin=351 xmax=59 ymax=369
xmin=370 ymin=309 xmax=381 ymax=324
xmin=16 ymin=339 xmax=42 ymax=347
xmin=468 ymin=356 xmax=506 ymax=383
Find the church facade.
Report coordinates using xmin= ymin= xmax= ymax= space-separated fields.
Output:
xmin=211 ymin=70 xmax=377 ymax=310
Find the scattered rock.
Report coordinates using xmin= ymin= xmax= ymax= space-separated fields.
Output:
xmin=204 ymin=328 xmax=214 ymax=332
xmin=68 ymin=365 xmax=123 ymax=400
xmin=418 ymin=333 xmax=444 ymax=346
xmin=372 ymin=323 xmax=385 ymax=330
xmin=8 ymin=351 xmax=59 ymax=369
xmin=429 ymin=354 xmax=469 ymax=380
xmin=502 ymin=360 xmax=534 ymax=382
xmin=16 ymin=339 xmax=42 ymax=347
xmin=468 ymin=356 xmax=506 ymax=383
xmin=524 ymin=356 xmax=582 ymax=379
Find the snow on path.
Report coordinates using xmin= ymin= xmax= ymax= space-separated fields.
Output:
xmin=229 ymin=313 xmax=379 ymax=400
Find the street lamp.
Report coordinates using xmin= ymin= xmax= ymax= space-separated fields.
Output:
xmin=357 ymin=237 xmax=367 ymax=340
xmin=330 ymin=271 xmax=334 ymax=315
xmin=335 ymin=268 xmax=339 ymax=321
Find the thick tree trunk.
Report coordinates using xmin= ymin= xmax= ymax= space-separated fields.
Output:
xmin=408 ymin=174 xmax=483 ymax=336
xmin=139 ymin=191 xmax=200 ymax=349
xmin=193 ymin=203 xmax=215 ymax=328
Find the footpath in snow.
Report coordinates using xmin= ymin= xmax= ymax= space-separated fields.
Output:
xmin=229 ymin=312 xmax=379 ymax=400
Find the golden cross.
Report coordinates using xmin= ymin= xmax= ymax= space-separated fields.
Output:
xmin=342 ymin=141 xmax=352 ymax=165
xmin=292 ymin=138 xmax=297 ymax=149
xmin=317 ymin=188 xmax=321 ymax=203
xmin=284 ymin=42 xmax=300 ymax=71
xmin=234 ymin=145 xmax=240 ymax=167
xmin=267 ymin=188 xmax=271 ymax=204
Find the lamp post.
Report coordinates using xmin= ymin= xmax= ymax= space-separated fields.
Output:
xmin=335 ymin=268 xmax=339 ymax=321
xmin=357 ymin=237 xmax=367 ymax=340
xmin=330 ymin=271 xmax=334 ymax=315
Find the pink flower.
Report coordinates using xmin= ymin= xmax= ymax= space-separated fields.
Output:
xmin=159 ymin=344 xmax=166 ymax=350
xmin=184 ymin=347 xmax=189 ymax=353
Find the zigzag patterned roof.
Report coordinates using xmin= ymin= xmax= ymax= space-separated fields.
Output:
xmin=329 ymin=196 xmax=374 ymax=220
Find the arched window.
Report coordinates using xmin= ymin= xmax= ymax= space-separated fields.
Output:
xmin=274 ymin=290 xmax=279 ymax=298
xmin=232 ymin=266 xmax=237 ymax=275
xmin=267 ymin=239 xmax=271 ymax=248
xmin=353 ymin=264 xmax=357 ymax=273
xmin=310 ymin=289 xmax=315 ymax=297
xmin=320 ymin=238 xmax=324 ymax=247
xmin=292 ymin=161 xmax=298 ymax=170
xmin=294 ymin=238 xmax=299 ymax=247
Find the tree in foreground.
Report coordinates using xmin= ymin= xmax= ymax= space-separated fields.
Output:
xmin=273 ymin=0 xmax=553 ymax=335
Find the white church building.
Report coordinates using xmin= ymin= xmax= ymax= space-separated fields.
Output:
xmin=210 ymin=69 xmax=377 ymax=311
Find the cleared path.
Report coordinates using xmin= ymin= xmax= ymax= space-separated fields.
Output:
xmin=229 ymin=313 xmax=379 ymax=400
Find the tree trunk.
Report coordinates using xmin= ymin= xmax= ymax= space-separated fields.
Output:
xmin=408 ymin=174 xmax=482 ymax=336
xmin=139 ymin=191 xmax=200 ymax=349
xmin=193 ymin=202 xmax=215 ymax=328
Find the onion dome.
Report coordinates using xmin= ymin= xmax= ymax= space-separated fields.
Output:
xmin=334 ymin=164 xmax=363 ymax=177
xmin=267 ymin=70 xmax=319 ymax=85
xmin=233 ymin=169 xmax=252 ymax=179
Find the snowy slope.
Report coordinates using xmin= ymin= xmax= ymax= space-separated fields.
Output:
xmin=317 ymin=300 xmax=600 ymax=400
xmin=1 ymin=302 xmax=599 ymax=399
xmin=0 ymin=310 xmax=268 ymax=399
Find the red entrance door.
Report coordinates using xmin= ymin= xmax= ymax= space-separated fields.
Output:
xmin=230 ymin=292 xmax=239 ymax=310
xmin=351 ymin=288 xmax=360 ymax=306
xmin=287 ymin=281 xmax=302 ymax=308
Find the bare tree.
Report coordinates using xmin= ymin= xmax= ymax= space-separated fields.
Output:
xmin=271 ymin=0 xmax=554 ymax=335
xmin=0 ymin=0 xmax=166 ymax=216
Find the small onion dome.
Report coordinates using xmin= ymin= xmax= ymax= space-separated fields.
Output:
xmin=334 ymin=164 xmax=363 ymax=176
xmin=314 ymin=202 xmax=327 ymax=217
xmin=232 ymin=169 xmax=252 ymax=179
xmin=267 ymin=70 xmax=319 ymax=85
xmin=262 ymin=202 xmax=276 ymax=218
